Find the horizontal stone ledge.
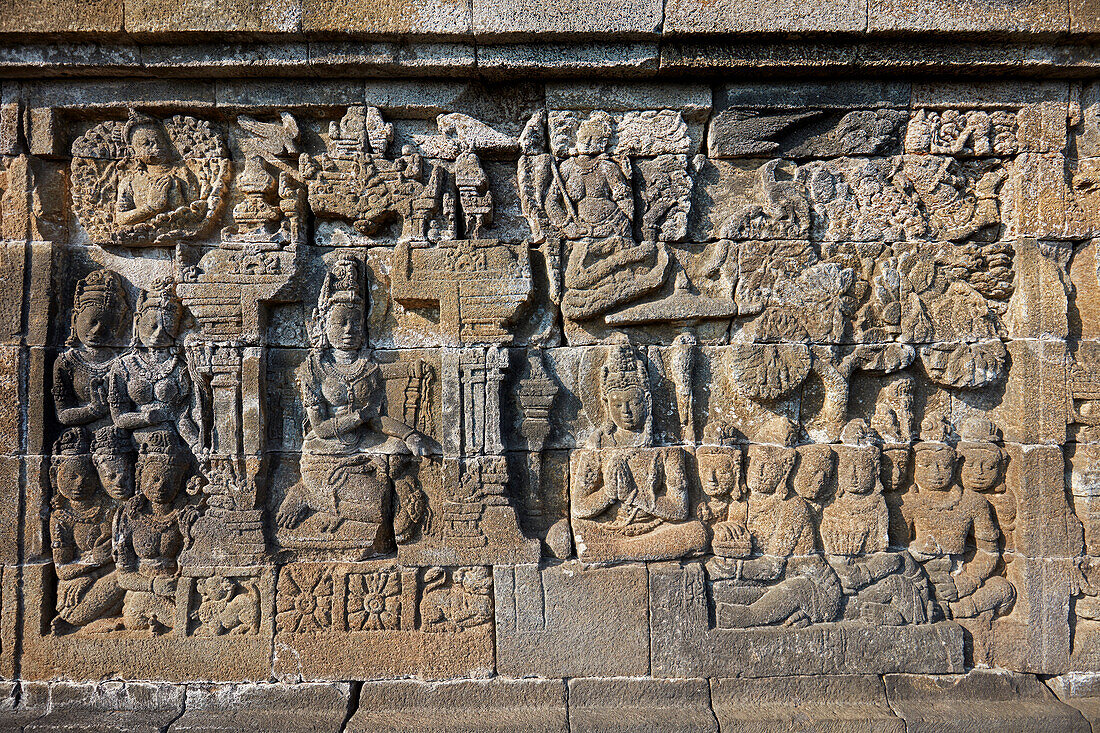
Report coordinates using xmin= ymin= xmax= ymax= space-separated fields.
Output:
xmin=1 ymin=39 xmax=1100 ymax=78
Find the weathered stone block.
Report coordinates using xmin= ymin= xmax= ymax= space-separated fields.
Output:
xmin=710 ymin=676 xmax=904 ymax=732
xmin=884 ymin=670 xmax=1090 ymax=732
xmin=23 ymin=682 xmax=185 ymax=733
xmin=0 ymin=0 xmax=121 ymax=33
xmin=664 ymin=0 xmax=865 ymax=32
xmin=494 ymin=562 xmax=649 ymax=678
xmin=347 ymin=679 xmax=568 ymax=732
xmin=302 ymin=0 xmax=470 ymax=34
xmin=869 ymin=0 xmax=1066 ymax=31
xmin=125 ymin=0 xmax=301 ymax=34
xmin=568 ymin=677 xmax=717 ymax=732
xmin=473 ymin=0 xmax=661 ymax=37
xmin=169 ymin=683 xmax=352 ymax=732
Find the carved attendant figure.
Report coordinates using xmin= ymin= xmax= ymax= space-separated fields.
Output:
xmin=109 ymin=278 xmax=200 ymax=457
xmin=902 ymin=416 xmax=1015 ymax=621
xmin=706 ymin=416 xmax=842 ymax=628
xmin=821 ymin=420 xmax=931 ymax=625
xmin=53 ymin=270 xmax=129 ymax=439
xmin=115 ymin=112 xmax=193 ymax=226
xmin=570 ymin=342 xmax=706 ymax=562
xmin=276 ymin=255 xmax=428 ymax=553
xmin=49 ymin=429 xmax=125 ymax=634
xmin=116 ymin=431 xmax=194 ymax=634
xmin=957 ymin=416 xmax=1016 ymax=557
xmin=558 ymin=111 xmax=633 ymax=240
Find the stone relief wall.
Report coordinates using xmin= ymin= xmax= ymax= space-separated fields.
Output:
xmin=0 ymin=79 xmax=1099 ymax=699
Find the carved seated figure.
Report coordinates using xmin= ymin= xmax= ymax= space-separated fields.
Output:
xmin=559 ymin=112 xmax=670 ymax=321
xmin=49 ymin=429 xmax=125 ymax=635
xmin=276 ymin=255 xmax=429 ymax=555
xmin=53 ymin=270 xmax=129 ymax=441
xmin=108 ymin=278 xmax=200 ymax=456
xmin=116 ymin=431 xmax=194 ymax=635
xmin=902 ymin=415 xmax=1015 ymax=622
xmin=115 ymin=112 xmax=193 ymax=227
xmin=570 ymin=342 xmax=706 ymax=562
xmin=821 ymin=420 xmax=932 ymax=626
xmin=706 ymin=416 xmax=842 ymax=628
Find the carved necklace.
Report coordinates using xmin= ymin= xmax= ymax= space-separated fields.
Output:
xmin=132 ymin=350 xmax=179 ymax=383
xmin=322 ymin=352 xmax=369 ymax=386
xmin=69 ymin=349 xmax=114 ymax=378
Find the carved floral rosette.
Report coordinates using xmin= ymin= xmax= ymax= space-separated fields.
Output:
xmin=70 ymin=112 xmax=230 ymax=246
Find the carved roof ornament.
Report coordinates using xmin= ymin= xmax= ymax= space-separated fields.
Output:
xmin=70 ymin=109 xmax=230 ymax=246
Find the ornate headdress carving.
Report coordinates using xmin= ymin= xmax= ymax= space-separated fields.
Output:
xmin=958 ymin=415 xmax=1002 ymax=451
xmin=92 ymin=426 xmax=134 ymax=456
xmin=52 ymin=427 xmax=90 ymax=457
xmin=840 ymin=418 xmax=882 ymax=449
xmin=122 ymin=109 xmax=164 ymax=147
xmin=138 ymin=430 xmax=179 ymax=458
xmin=309 ymin=254 xmax=366 ymax=348
xmin=132 ymin=277 xmax=183 ymax=346
xmin=914 ymin=412 xmax=954 ymax=453
xmin=67 ymin=269 xmax=129 ymax=347
xmin=600 ymin=341 xmax=648 ymax=396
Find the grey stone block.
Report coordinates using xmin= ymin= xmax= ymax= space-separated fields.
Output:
xmin=169 ymin=683 xmax=352 ymax=732
xmin=347 ymin=679 xmax=568 ymax=732
xmin=494 ymin=562 xmax=650 ymax=678
xmin=472 ymin=0 xmax=661 ymax=36
xmin=711 ymin=676 xmax=905 ymax=732
xmin=664 ymin=0 xmax=865 ymax=33
xmin=567 ymin=678 xmax=717 ymax=733
xmin=885 ymin=670 xmax=1090 ymax=733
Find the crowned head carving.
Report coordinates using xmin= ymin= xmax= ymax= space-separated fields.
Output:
xmin=50 ymin=428 xmax=97 ymax=504
xmin=575 ymin=111 xmax=613 ymax=156
xmin=92 ymin=426 xmax=135 ymax=501
xmin=913 ymin=413 xmax=956 ymax=493
xmin=746 ymin=415 xmax=798 ymax=498
xmin=123 ymin=111 xmax=175 ymax=166
xmin=598 ymin=340 xmax=651 ymax=446
xmin=310 ymin=255 xmax=366 ymax=351
xmin=834 ymin=419 xmax=883 ymax=499
xmin=133 ymin=278 xmax=183 ymax=348
xmin=957 ymin=415 xmax=1005 ymax=494
xmin=136 ymin=431 xmax=187 ymax=506
xmin=68 ymin=269 xmax=129 ymax=349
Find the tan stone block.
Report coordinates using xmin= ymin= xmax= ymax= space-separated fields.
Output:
xmin=348 ymin=679 xmax=568 ymax=732
xmin=472 ymin=0 xmax=660 ymax=36
xmin=0 ymin=458 xmax=20 ymax=565
xmin=569 ymin=678 xmax=717 ymax=733
xmin=664 ymin=0 xmax=865 ymax=32
xmin=711 ymin=676 xmax=904 ymax=732
xmin=302 ymin=0 xmax=470 ymax=34
xmin=1072 ymin=0 xmax=1100 ymax=32
xmin=869 ymin=0 xmax=1066 ymax=31
xmin=494 ymin=562 xmax=649 ymax=678
xmin=125 ymin=0 xmax=301 ymax=33
xmin=884 ymin=670 xmax=1089 ymax=732
xmin=0 ymin=0 xmax=122 ymax=33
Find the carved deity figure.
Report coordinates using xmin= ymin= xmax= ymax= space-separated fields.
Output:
xmin=115 ymin=431 xmax=194 ymax=634
xmin=454 ymin=149 xmax=492 ymax=239
xmin=821 ymin=420 xmax=932 ymax=625
xmin=276 ymin=255 xmax=429 ymax=554
xmin=570 ymin=342 xmax=706 ymax=562
xmin=115 ymin=112 xmax=194 ymax=227
xmin=108 ymin=278 xmax=200 ymax=458
xmin=53 ymin=270 xmax=130 ymax=440
xmin=901 ymin=416 xmax=1015 ymax=621
xmin=557 ymin=112 xmax=671 ymax=321
xmin=706 ymin=417 xmax=842 ymax=628
xmin=49 ymin=429 xmax=125 ymax=635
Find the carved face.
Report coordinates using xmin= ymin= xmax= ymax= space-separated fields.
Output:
xmin=52 ymin=455 xmax=97 ymax=502
xmin=605 ymin=387 xmax=648 ymax=433
xmin=93 ymin=453 xmax=134 ymax=501
xmin=128 ymin=125 xmax=170 ymax=165
xmin=137 ymin=454 xmax=184 ymax=505
xmin=795 ymin=446 xmax=834 ymax=501
xmin=325 ymin=302 xmax=364 ymax=351
xmin=837 ymin=448 xmax=877 ymax=496
xmin=880 ymin=447 xmax=911 ymax=493
xmin=137 ymin=304 xmax=177 ymax=348
xmin=914 ymin=447 xmax=955 ymax=492
xmin=575 ymin=120 xmax=610 ymax=156
xmin=699 ymin=448 xmax=742 ymax=499
xmin=73 ymin=303 xmax=118 ymax=348
xmin=959 ymin=446 xmax=1003 ymax=493
xmin=746 ymin=446 xmax=795 ymax=497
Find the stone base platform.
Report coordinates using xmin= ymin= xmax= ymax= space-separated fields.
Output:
xmin=0 ymin=672 xmax=1092 ymax=732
